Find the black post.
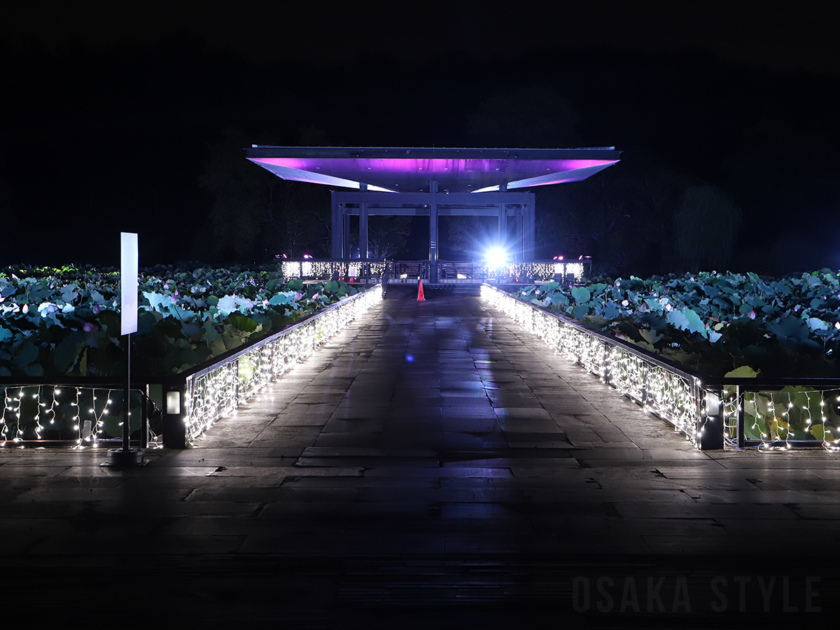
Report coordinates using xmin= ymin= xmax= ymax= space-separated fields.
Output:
xmin=103 ymin=231 xmax=144 ymax=467
xmin=123 ymin=334 xmax=130 ymax=452
xmin=698 ymin=387 xmax=725 ymax=450
xmin=141 ymin=383 xmax=149 ymax=449
xmin=429 ymin=181 xmax=438 ymax=283
xmin=163 ymin=384 xmax=187 ymax=449
xmin=381 ymin=261 xmax=390 ymax=298
xmin=104 ymin=333 xmax=144 ymax=466
xmin=359 ymin=202 xmax=368 ymax=270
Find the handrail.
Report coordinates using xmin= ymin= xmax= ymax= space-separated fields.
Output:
xmin=177 ymin=284 xmax=382 ymax=446
xmin=279 ymin=258 xmax=593 ymax=284
xmin=1 ymin=285 xmax=383 ymax=449
xmin=481 ymin=283 xmax=840 ymax=451
xmin=180 ymin=286 xmax=374 ymax=382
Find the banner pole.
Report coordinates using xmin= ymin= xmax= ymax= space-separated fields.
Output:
xmin=104 ymin=232 xmax=144 ymax=467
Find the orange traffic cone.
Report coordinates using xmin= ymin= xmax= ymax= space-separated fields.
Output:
xmin=417 ymin=279 xmax=426 ymax=301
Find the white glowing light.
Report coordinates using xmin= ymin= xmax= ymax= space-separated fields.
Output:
xmin=486 ymin=248 xmax=506 ymax=268
xmin=180 ymin=284 xmax=383 ymax=443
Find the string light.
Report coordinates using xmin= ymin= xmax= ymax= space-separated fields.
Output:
xmin=3 ymin=282 xmax=376 ymax=448
xmin=280 ymin=260 xmax=588 ymax=283
xmin=281 ymin=260 xmax=390 ymax=280
xmin=0 ymin=384 xmax=161 ymax=448
xmin=182 ymin=284 xmax=382 ymax=442
xmin=482 ymin=285 xmax=700 ymax=444
xmin=728 ymin=388 xmax=840 ymax=451
xmin=481 ymin=284 xmax=839 ymax=451
xmin=482 ymin=262 xmax=586 ymax=282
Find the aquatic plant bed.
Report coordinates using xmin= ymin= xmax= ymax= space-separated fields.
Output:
xmin=0 ymin=264 xmax=361 ymax=379
xmin=515 ymin=270 xmax=840 ymax=378
xmin=482 ymin=282 xmax=840 ymax=450
xmin=1 ymin=264 xmax=381 ymax=445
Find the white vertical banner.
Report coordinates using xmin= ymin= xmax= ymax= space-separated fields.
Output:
xmin=120 ymin=232 xmax=138 ymax=335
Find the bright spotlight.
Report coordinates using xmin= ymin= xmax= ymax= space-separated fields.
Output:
xmin=486 ymin=247 xmax=506 ymax=267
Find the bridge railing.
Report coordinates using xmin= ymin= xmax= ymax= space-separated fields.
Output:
xmin=481 ymin=284 xmax=840 ymax=451
xmin=280 ymin=258 xmax=592 ymax=284
xmin=1 ymin=285 xmax=383 ymax=449
xmin=279 ymin=259 xmax=389 ymax=281
xmin=0 ymin=381 xmax=156 ymax=447
xmin=177 ymin=284 xmax=381 ymax=445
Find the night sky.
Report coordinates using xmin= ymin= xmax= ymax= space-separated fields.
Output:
xmin=3 ymin=2 xmax=839 ymax=273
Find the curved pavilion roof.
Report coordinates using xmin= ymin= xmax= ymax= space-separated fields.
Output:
xmin=246 ymin=146 xmax=621 ymax=194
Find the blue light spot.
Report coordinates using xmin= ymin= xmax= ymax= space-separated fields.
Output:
xmin=406 ymin=354 xmax=414 ymax=362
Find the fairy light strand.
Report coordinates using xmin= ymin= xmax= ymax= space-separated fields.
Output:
xmin=182 ymin=284 xmax=383 ymax=442
xmin=0 ymin=384 xmax=162 ymax=448
xmin=481 ymin=284 xmax=839 ymax=451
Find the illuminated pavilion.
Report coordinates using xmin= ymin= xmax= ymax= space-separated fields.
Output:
xmin=245 ymin=146 xmax=621 ymax=280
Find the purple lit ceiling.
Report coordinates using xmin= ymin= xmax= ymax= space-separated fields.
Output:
xmin=245 ymin=147 xmax=620 ymax=193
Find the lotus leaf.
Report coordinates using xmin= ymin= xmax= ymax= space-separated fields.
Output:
xmin=13 ymin=341 xmax=38 ymax=367
xmin=216 ymin=295 xmax=238 ymax=316
xmin=54 ymin=331 xmax=87 ymax=373
xmin=766 ymin=317 xmax=810 ymax=341
xmin=572 ymin=304 xmax=589 ymax=319
xmin=228 ymin=315 xmax=260 ymax=334
xmin=806 ymin=318 xmax=829 ymax=331
xmin=571 ymin=287 xmax=591 ymax=303
xmin=809 ymin=424 xmax=830 ymax=440
xmin=602 ymin=302 xmax=620 ymax=320
xmin=724 ymin=366 xmax=758 ymax=378
xmin=666 ymin=309 xmax=690 ymax=331
xmin=639 ymin=329 xmax=664 ymax=345
xmin=269 ymin=292 xmax=296 ymax=306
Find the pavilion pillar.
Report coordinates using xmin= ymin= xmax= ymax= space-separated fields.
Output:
xmin=343 ymin=206 xmax=351 ymax=260
xmin=330 ymin=191 xmax=341 ymax=258
xmin=429 ymin=181 xmax=438 ymax=282
xmin=513 ymin=207 xmax=523 ymax=260
xmin=524 ymin=194 xmax=536 ymax=258
xmin=359 ymin=203 xmax=369 ymax=279
xmin=498 ymin=204 xmax=507 ymax=246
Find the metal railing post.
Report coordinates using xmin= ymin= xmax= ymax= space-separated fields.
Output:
xmin=162 ymin=382 xmax=186 ymax=449
xmin=603 ymin=341 xmax=611 ymax=385
xmin=697 ymin=384 xmax=724 ymax=450
xmin=141 ymin=384 xmax=149 ymax=449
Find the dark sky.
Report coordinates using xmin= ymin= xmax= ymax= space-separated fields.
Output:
xmin=2 ymin=2 xmax=839 ymax=270
xmin=6 ymin=2 xmax=839 ymax=75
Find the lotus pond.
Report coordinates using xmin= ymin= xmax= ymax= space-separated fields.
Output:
xmin=516 ymin=270 xmax=840 ymax=443
xmin=517 ymin=270 xmax=840 ymax=378
xmin=0 ymin=264 xmax=359 ymax=379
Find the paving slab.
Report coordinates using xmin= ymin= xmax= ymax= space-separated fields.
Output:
xmin=2 ymin=288 xmax=840 ymax=624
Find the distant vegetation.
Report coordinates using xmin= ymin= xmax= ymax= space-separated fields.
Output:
xmin=517 ymin=270 xmax=840 ymax=378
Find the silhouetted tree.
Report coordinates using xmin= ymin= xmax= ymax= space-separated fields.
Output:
xmin=198 ymin=128 xmax=330 ymax=261
xmin=624 ymin=156 xmax=694 ymax=273
xmin=366 ymin=217 xmax=412 ymax=260
xmin=534 ymin=170 xmax=638 ymax=274
xmin=0 ymin=179 xmax=18 ymax=265
xmin=674 ymin=185 xmax=741 ymax=272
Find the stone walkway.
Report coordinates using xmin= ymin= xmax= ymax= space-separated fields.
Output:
xmin=1 ymin=287 xmax=839 ymax=627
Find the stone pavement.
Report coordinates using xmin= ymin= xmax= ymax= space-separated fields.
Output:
xmin=1 ymin=286 xmax=839 ymax=628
